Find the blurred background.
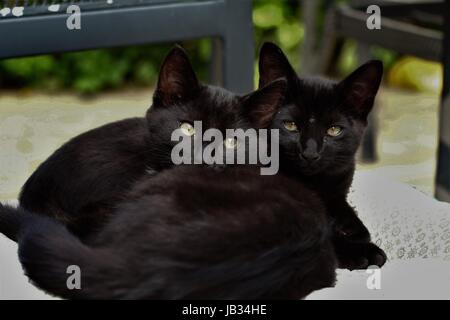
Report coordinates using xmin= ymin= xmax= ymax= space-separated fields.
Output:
xmin=0 ymin=0 xmax=444 ymax=200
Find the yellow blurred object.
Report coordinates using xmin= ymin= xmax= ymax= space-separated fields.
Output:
xmin=388 ymin=57 xmax=443 ymax=94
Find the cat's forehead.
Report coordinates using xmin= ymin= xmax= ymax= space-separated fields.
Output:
xmin=285 ymin=77 xmax=342 ymax=120
xmin=297 ymin=78 xmax=337 ymax=104
xmin=193 ymin=86 xmax=240 ymax=114
xmin=284 ymin=104 xmax=346 ymax=124
xmin=185 ymin=85 xmax=242 ymax=127
xmin=200 ymin=85 xmax=240 ymax=108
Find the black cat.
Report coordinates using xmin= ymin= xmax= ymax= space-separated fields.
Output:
xmin=0 ymin=78 xmax=337 ymax=299
xmin=18 ymin=46 xmax=264 ymax=238
xmin=259 ymin=42 xmax=387 ymax=270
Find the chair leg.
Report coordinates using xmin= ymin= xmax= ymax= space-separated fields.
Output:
xmin=210 ymin=38 xmax=224 ymax=87
xmin=318 ymin=8 xmax=343 ymax=76
xmin=212 ymin=0 xmax=254 ymax=94
xmin=300 ymin=0 xmax=321 ymax=75
xmin=357 ymin=42 xmax=378 ymax=163
xmin=435 ymin=0 xmax=450 ymax=202
xmin=361 ymin=112 xmax=378 ymax=163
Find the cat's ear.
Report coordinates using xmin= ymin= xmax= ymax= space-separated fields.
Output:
xmin=243 ymin=78 xmax=287 ymax=128
xmin=338 ymin=60 xmax=383 ymax=120
xmin=153 ymin=45 xmax=200 ymax=107
xmin=259 ymin=42 xmax=297 ymax=88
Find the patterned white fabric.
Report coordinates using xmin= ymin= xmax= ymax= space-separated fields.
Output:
xmin=350 ymin=171 xmax=450 ymax=261
xmin=312 ymin=171 xmax=450 ymax=299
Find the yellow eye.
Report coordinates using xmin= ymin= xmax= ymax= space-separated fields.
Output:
xmin=327 ymin=126 xmax=342 ymax=137
xmin=283 ymin=121 xmax=298 ymax=132
xmin=180 ymin=122 xmax=195 ymax=136
xmin=224 ymin=137 xmax=239 ymax=149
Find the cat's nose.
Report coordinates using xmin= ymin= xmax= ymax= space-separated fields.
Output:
xmin=301 ymin=151 xmax=320 ymax=162
xmin=301 ymin=139 xmax=321 ymax=162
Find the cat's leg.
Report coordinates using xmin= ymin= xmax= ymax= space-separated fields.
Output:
xmin=333 ymin=237 xmax=387 ymax=270
xmin=328 ymin=199 xmax=387 ymax=270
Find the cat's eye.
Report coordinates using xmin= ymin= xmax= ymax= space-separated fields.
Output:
xmin=180 ymin=122 xmax=195 ymax=136
xmin=224 ymin=137 xmax=239 ymax=149
xmin=283 ymin=121 xmax=298 ymax=132
xmin=327 ymin=126 xmax=343 ymax=137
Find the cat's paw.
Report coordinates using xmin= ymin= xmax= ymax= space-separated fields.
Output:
xmin=336 ymin=242 xmax=387 ymax=270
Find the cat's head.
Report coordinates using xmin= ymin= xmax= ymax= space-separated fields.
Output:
xmin=146 ymin=46 xmax=287 ymax=169
xmin=258 ymin=42 xmax=383 ymax=176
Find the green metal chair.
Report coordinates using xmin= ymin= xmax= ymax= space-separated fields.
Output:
xmin=0 ymin=0 xmax=254 ymax=94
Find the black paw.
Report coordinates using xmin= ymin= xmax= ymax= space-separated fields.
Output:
xmin=336 ymin=242 xmax=387 ymax=270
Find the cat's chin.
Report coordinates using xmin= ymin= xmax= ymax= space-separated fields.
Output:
xmin=297 ymin=165 xmax=324 ymax=177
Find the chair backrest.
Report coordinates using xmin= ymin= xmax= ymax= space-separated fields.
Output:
xmin=0 ymin=0 xmax=209 ymax=18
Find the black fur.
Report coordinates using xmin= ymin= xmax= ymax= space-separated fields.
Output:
xmin=259 ymin=42 xmax=387 ymax=270
xmin=18 ymin=47 xmax=268 ymax=238
xmin=1 ymin=113 xmax=338 ymax=299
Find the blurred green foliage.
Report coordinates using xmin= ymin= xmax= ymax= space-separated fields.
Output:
xmin=0 ymin=0 xmax=397 ymax=94
xmin=0 ymin=42 xmax=211 ymax=95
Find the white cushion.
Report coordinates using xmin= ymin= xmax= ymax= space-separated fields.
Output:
xmin=0 ymin=234 xmax=57 ymax=300
xmin=308 ymin=258 xmax=450 ymax=300
xmin=350 ymin=171 xmax=450 ymax=261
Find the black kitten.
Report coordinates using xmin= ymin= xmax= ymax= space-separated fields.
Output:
xmin=19 ymin=46 xmax=258 ymax=238
xmin=259 ymin=42 xmax=386 ymax=270
xmin=0 ymin=79 xmax=337 ymax=299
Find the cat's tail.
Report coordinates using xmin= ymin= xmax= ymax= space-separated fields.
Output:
xmin=0 ymin=202 xmax=120 ymax=299
xmin=0 ymin=202 xmax=27 ymax=242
